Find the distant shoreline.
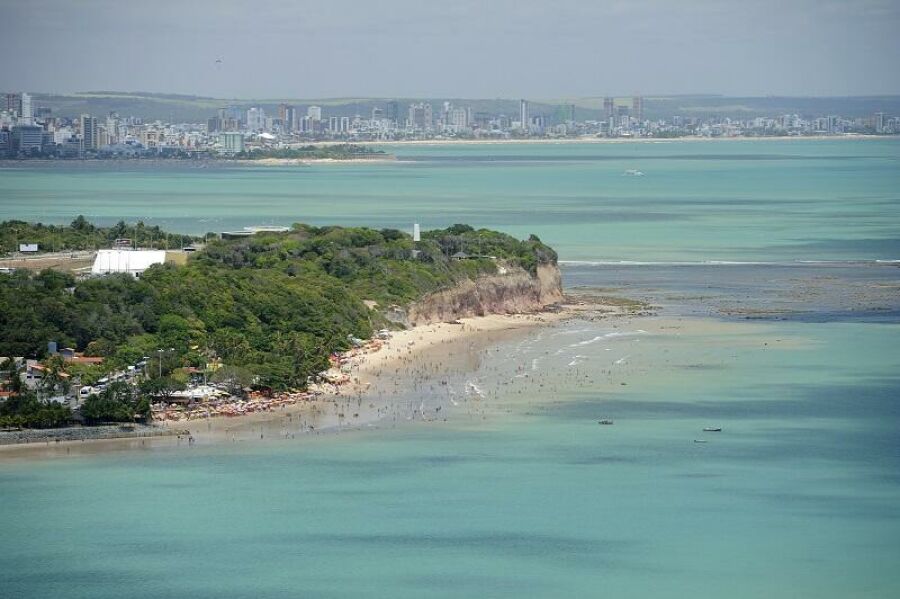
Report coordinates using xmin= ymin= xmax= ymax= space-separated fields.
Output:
xmin=0 ymin=134 xmax=893 ymax=168
xmin=360 ymin=133 xmax=888 ymax=147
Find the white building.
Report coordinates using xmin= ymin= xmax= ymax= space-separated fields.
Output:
xmin=307 ymin=105 xmax=322 ymax=121
xmin=91 ymin=249 xmax=166 ymax=277
xmin=20 ymin=92 xmax=32 ymax=124
xmin=219 ymin=131 xmax=244 ymax=155
xmin=246 ymin=107 xmax=265 ymax=131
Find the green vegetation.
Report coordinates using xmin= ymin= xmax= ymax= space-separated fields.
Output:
xmin=230 ymin=144 xmax=388 ymax=160
xmin=0 ymin=359 xmax=72 ymax=429
xmin=80 ymin=382 xmax=149 ymax=424
xmin=0 ymin=391 xmax=72 ymax=429
xmin=1 ymin=216 xmax=201 ymax=255
xmin=0 ymin=221 xmax=557 ymax=403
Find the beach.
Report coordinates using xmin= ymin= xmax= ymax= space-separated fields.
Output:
xmin=0 ymin=298 xmax=648 ymax=460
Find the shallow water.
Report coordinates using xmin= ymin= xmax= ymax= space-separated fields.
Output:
xmin=2 ymin=317 xmax=898 ymax=598
xmin=1 ymin=139 xmax=899 ymax=597
xmin=1 ymin=138 xmax=898 ymax=262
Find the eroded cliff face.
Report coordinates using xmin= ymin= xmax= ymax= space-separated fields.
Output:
xmin=387 ymin=263 xmax=563 ymax=327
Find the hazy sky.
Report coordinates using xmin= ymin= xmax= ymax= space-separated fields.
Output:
xmin=3 ymin=0 xmax=899 ymax=98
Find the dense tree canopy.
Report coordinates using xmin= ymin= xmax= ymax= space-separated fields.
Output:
xmin=0 ymin=217 xmax=199 ymax=254
xmin=0 ymin=222 xmax=556 ymax=392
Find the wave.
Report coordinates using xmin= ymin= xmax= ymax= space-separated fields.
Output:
xmin=570 ymin=330 xmax=646 ymax=348
xmin=465 ymin=380 xmax=485 ymax=398
xmin=560 ymin=259 xmax=899 ymax=267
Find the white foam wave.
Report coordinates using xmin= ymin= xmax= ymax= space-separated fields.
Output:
xmin=561 ymin=259 xmax=899 ymax=267
xmin=465 ymin=380 xmax=485 ymax=398
xmin=570 ymin=330 xmax=646 ymax=348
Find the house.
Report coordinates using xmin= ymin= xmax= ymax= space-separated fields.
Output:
xmin=21 ymin=361 xmax=70 ymax=391
xmin=451 ymin=251 xmax=470 ymax=260
xmin=58 ymin=348 xmax=104 ymax=366
xmin=91 ymin=249 xmax=166 ymax=277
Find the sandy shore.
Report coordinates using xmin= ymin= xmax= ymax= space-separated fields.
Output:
xmin=0 ymin=304 xmax=615 ymax=460
xmin=301 ymin=134 xmax=883 ymax=149
xmin=236 ymin=156 xmax=397 ymax=166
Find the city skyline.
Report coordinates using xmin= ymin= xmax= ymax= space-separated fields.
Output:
xmin=3 ymin=0 xmax=899 ymax=98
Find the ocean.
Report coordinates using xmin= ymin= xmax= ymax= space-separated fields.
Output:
xmin=1 ymin=138 xmax=899 ymax=598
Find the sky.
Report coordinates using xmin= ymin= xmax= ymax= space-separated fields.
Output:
xmin=3 ymin=0 xmax=899 ymax=99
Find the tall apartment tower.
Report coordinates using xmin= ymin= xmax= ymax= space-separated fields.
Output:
xmin=278 ymin=104 xmax=296 ymax=132
xmin=385 ymin=101 xmax=400 ymax=125
xmin=632 ymin=95 xmax=643 ymax=123
xmin=80 ymin=114 xmax=98 ymax=151
xmin=6 ymin=93 xmax=22 ymax=116
xmin=20 ymin=93 xmax=32 ymax=122
xmin=408 ymin=103 xmax=433 ymax=130
xmin=520 ymin=99 xmax=528 ymax=129
xmin=603 ymin=97 xmax=614 ymax=120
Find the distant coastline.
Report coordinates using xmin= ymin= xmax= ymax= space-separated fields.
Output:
xmin=361 ymin=133 xmax=889 ymax=147
xmin=0 ymin=134 xmax=891 ymax=168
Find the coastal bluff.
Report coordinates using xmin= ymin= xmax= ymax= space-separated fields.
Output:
xmin=388 ymin=263 xmax=563 ymax=326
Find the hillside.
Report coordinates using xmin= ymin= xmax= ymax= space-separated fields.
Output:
xmin=0 ymin=222 xmax=560 ymax=392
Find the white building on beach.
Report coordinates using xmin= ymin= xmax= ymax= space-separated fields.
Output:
xmin=91 ymin=249 xmax=166 ymax=277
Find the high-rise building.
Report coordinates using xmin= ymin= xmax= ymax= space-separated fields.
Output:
xmin=874 ymin=112 xmax=886 ymax=133
xmin=520 ymin=99 xmax=528 ymax=129
xmin=97 ymin=125 xmax=110 ymax=148
xmin=246 ymin=107 xmax=265 ymax=131
xmin=632 ymin=95 xmax=643 ymax=123
xmin=104 ymin=115 xmax=119 ymax=145
xmin=372 ymin=107 xmax=384 ymax=121
xmin=6 ymin=93 xmax=23 ymax=116
xmin=408 ymin=103 xmax=433 ymax=130
xmin=12 ymin=124 xmax=44 ymax=153
xmin=448 ymin=107 xmax=470 ymax=129
xmin=20 ymin=93 xmax=32 ymax=123
xmin=80 ymin=114 xmax=98 ymax=150
xmin=340 ymin=116 xmax=350 ymax=132
xmin=219 ymin=132 xmax=244 ymax=155
xmin=385 ymin=101 xmax=401 ymax=125
xmin=278 ymin=104 xmax=296 ymax=132
xmin=307 ymin=105 xmax=322 ymax=121
xmin=603 ymin=97 xmax=614 ymax=120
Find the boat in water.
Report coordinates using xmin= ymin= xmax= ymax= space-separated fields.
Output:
xmin=623 ymin=169 xmax=644 ymax=176
xmin=693 ymin=439 xmax=708 ymax=443
xmin=598 ymin=419 xmax=614 ymax=425
xmin=703 ymin=427 xmax=723 ymax=432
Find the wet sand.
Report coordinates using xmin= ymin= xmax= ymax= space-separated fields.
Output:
xmin=0 ymin=300 xmax=674 ymax=461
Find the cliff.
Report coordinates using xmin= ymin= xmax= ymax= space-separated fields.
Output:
xmin=387 ymin=263 xmax=563 ymax=327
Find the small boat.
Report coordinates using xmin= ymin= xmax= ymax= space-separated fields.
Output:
xmin=702 ymin=427 xmax=722 ymax=432
xmin=623 ymin=169 xmax=644 ymax=176
xmin=598 ymin=419 xmax=614 ymax=425
xmin=693 ymin=439 xmax=708 ymax=443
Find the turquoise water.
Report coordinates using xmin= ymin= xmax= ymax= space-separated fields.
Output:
xmin=1 ymin=139 xmax=899 ymax=597
xmin=1 ymin=138 xmax=898 ymax=262
xmin=2 ymin=319 xmax=898 ymax=598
